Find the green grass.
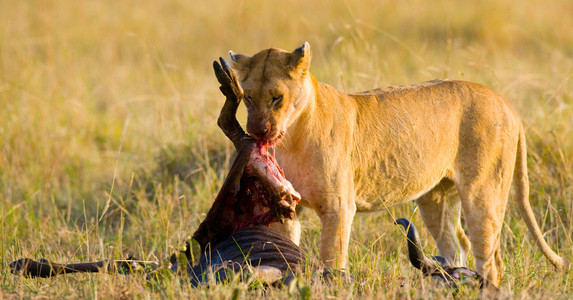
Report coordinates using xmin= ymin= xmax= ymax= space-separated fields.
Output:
xmin=1 ymin=0 xmax=572 ymax=298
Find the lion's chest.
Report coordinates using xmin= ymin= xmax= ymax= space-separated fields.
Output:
xmin=274 ymin=151 xmax=315 ymax=208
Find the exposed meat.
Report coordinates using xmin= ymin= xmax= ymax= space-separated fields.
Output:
xmin=237 ymin=142 xmax=301 ymax=228
xmin=248 ymin=142 xmax=301 ymax=209
xmin=191 ymin=138 xmax=302 ymax=253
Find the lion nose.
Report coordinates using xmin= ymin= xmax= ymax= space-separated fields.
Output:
xmin=248 ymin=122 xmax=271 ymax=139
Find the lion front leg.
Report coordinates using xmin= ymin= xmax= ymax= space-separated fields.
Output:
xmin=315 ymin=192 xmax=357 ymax=270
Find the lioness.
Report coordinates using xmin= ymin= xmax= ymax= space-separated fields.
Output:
xmin=226 ymin=42 xmax=568 ymax=285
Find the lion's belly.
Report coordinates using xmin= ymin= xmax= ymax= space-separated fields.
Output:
xmin=352 ymin=150 xmax=453 ymax=211
xmin=353 ymin=169 xmax=446 ymax=211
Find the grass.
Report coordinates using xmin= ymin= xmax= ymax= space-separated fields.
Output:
xmin=1 ymin=0 xmax=572 ymax=298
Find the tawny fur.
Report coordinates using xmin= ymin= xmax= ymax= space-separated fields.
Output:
xmin=228 ymin=43 xmax=569 ymax=286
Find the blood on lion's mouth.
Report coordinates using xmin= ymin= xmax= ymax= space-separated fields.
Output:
xmin=253 ymin=130 xmax=285 ymax=148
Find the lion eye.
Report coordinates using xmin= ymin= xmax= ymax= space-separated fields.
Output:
xmin=244 ymin=96 xmax=253 ymax=106
xmin=272 ymin=95 xmax=283 ymax=104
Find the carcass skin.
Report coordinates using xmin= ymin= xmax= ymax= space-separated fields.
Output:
xmin=188 ymin=58 xmax=303 ymax=285
xmin=189 ymin=225 xmax=304 ymax=285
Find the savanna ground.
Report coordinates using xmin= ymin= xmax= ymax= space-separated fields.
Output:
xmin=1 ymin=0 xmax=572 ymax=298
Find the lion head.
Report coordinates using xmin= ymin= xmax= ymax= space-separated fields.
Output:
xmin=228 ymin=42 xmax=313 ymax=144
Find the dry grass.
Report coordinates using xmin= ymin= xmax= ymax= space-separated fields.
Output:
xmin=1 ymin=0 xmax=572 ymax=298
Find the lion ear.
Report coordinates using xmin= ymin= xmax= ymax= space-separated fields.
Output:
xmin=228 ymin=51 xmax=251 ymax=78
xmin=289 ymin=42 xmax=311 ymax=77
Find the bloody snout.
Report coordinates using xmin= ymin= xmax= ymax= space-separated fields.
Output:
xmin=247 ymin=120 xmax=271 ymax=140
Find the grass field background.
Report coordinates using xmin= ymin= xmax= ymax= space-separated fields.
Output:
xmin=1 ymin=0 xmax=572 ymax=298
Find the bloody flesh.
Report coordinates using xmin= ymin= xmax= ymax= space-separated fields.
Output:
xmin=191 ymin=139 xmax=301 ymax=252
xmin=251 ymin=141 xmax=300 ymax=203
xmin=237 ymin=142 xmax=301 ymax=231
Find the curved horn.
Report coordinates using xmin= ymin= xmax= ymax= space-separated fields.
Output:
xmin=395 ymin=218 xmax=435 ymax=272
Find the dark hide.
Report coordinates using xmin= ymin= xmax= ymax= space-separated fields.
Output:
xmin=188 ymin=225 xmax=304 ymax=285
xmin=9 ymin=257 xmax=147 ymax=278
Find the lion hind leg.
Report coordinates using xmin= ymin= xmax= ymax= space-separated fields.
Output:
xmin=457 ymin=171 xmax=512 ymax=286
xmin=416 ymin=179 xmax=470 ymax=267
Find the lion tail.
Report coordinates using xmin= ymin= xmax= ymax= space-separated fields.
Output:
xmin=514 ymin=124 xmax=569 ymax=270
